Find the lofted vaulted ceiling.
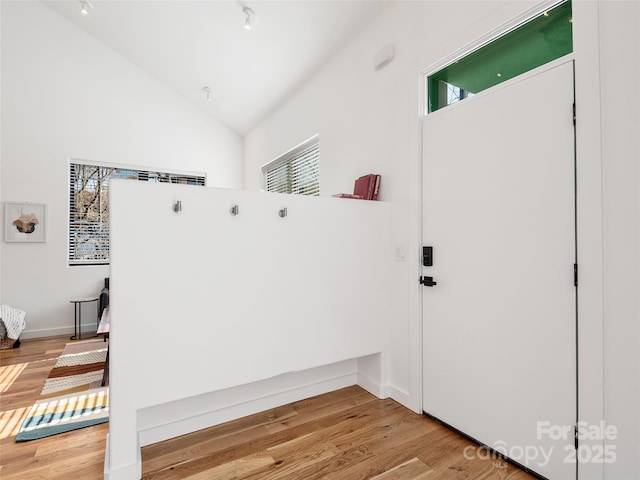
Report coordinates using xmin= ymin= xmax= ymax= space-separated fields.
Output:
xmin=42 ymin=0 xmax=393 ymax=135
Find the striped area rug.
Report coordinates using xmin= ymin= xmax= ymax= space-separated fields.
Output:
xmin=15 ymin=340 xmax=109 ymax=442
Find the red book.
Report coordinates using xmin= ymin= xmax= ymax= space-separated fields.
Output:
xmin=354 ymin=174 xmax=381 ymax=200
xmin=353 ymin=175 xmax=373 ymax=199
xmin=371 ymin=174 xmax=381 ymax=200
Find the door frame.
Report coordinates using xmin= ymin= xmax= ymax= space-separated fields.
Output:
xmin=406 ymin=3 xmax=606 ymax=479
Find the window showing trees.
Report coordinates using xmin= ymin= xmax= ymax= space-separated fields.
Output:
xmin=69 ymin=162 xmax=205 ymax=265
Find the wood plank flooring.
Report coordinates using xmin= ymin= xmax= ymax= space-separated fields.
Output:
xmin=1 ymin=335 xmax=537 ymax=480
xmin=0 ymin=335 xmax=109 ymax=480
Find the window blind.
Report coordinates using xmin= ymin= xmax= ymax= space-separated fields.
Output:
xmin=69 ymin=162 xmax=205 ymax=265
xmin=264 ymin=138 xmax=319 ymax=196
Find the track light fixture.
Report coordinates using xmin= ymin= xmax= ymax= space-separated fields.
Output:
xmin=80 ymin=0 xmax=92 ymax=15
xmin=203 ymin=86 xmax=213 ymax=102
xmin=243 ymin=7 xmax=255 ymax=30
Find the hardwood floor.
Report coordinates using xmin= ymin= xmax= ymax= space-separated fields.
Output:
xmin=1 ymin=336 xmax=536 ymax=480
xmin=0 ymin=335 xmax=108 ymax=480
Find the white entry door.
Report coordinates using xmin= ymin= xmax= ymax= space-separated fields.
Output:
xmin=422 ymin=61 xmax=577 ymax=479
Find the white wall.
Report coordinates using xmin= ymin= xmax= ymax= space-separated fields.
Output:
xmin=599 ymin=1 xmax=640 ymax=477
xmin=0 ymin=1 xmax=243 ymax=337
xmin=106 ymin=181 xmax=390 ymax=479
xmin=244 ymin=0 xmax=541 ymax=410
xmin=244 ymin=0 xmax=639 ymax=477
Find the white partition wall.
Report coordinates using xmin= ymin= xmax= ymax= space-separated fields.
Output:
xmin=106 ymin=180 xmax=391 ymax=479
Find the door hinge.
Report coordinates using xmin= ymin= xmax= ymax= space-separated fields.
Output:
xmin=574 ymin=263 xmax=578 ymax=287
xmin=574 ymin=424 xmax=579 ymax=449
xmin=573 ymin=103 xmax=576 ymax=126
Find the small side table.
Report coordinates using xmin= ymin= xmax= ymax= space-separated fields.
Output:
xmin=70 ymin=297 xmax=99 ymax=340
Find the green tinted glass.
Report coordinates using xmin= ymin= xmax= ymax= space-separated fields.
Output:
xmin=428 ymin=1 xmax=573 ymax=113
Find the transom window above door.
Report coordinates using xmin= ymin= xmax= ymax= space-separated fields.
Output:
xmin=427 ymin=0 xmax=573 ymax=113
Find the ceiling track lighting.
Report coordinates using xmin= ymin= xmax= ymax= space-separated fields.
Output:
xmin=243 ymin=7 xmax=255 ymax=30
xmin=80 ymin=0 xmax=93 ymax=15
xmin=203 ymin=86 xmax=213 ymax=102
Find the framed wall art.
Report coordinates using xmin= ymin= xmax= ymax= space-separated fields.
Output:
xmin=4 ymin=202 xmax=47 ymax=242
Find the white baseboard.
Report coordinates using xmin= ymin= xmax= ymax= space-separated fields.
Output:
xmin=20 ymin=326 xmax=95 ymax=339
xmin=103 ymin=434 xmax=141 ymax=480
xmin=385 ymin=384 xmax=413 ymax=410
xmin=357 ymin=372 xmax=385 ymax=398
xmin=357 ymin=378 xmax=413 ymax=410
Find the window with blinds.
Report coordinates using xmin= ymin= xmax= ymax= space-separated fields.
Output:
xmin=263 ymin=136 xmax=319 ymax=196
xmin=69 ymin=162 xmax=205 ymax=265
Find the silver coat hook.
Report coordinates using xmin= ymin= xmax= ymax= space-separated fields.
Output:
xmin=278 ymin=207 xmax=287 ymax=218
xmin=173 ymin=200 xmax=182 ymax=213
xmin=230 ymin=205 xmax=239 ymax=216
